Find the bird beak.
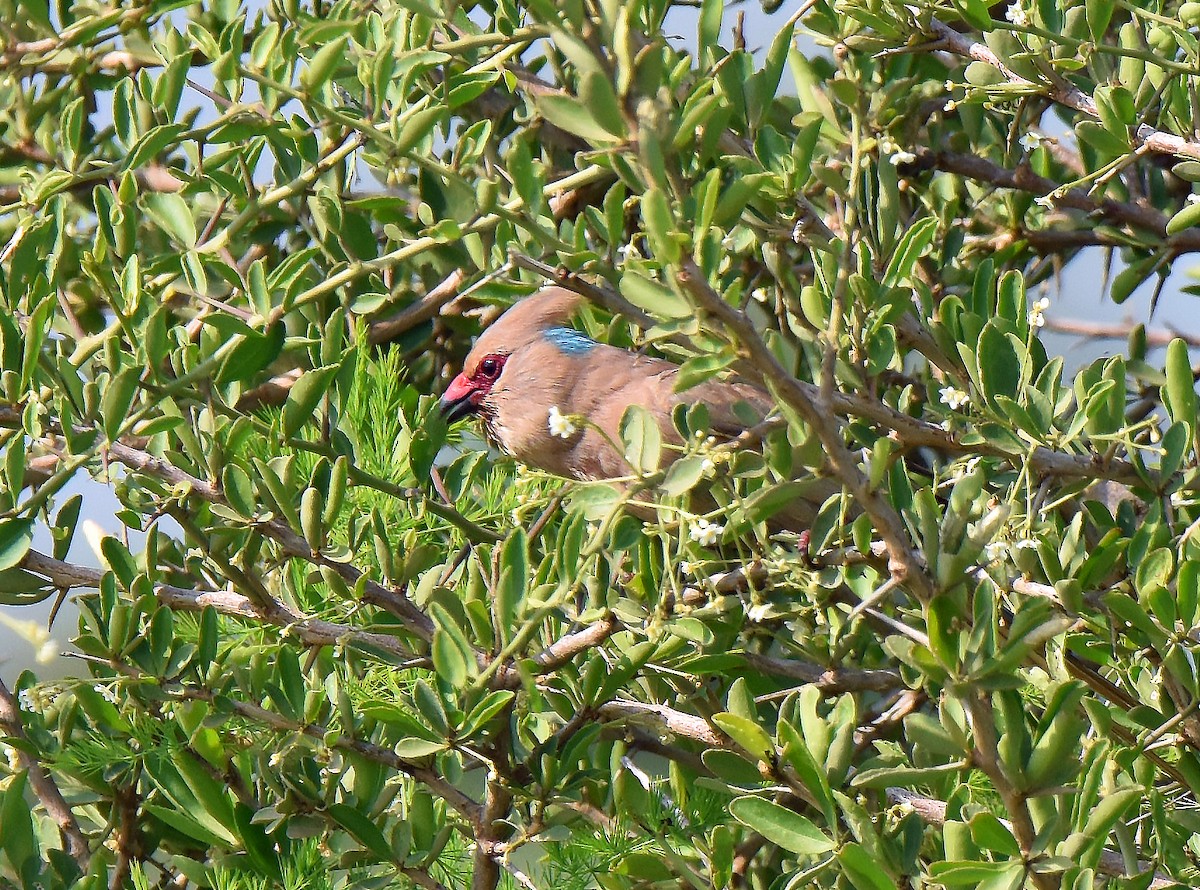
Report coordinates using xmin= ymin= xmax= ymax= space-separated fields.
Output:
xmin=440 ymin=373 xmax=478 ymax=422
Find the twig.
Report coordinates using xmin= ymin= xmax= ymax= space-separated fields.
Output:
xmin=740 ymin=653 xmax=905 ymax=693
xmin=597 ymin=699 xmax=730 ymax=747
xmin=885 ymin=788 xmax=1179 ymax=888
xmin=0 ymin=677 xmax=91 ymax=869
xmin=22 ymin=550 xmax=422 ymax=662
xmin=927 ymin=17 xmax=1200 ymax=161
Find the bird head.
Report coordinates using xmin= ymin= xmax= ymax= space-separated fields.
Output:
xmin=439 ymin=287 xmax=585 ymax=426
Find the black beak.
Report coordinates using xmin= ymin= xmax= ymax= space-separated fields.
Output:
xmin=439 ymin=394 xmax=477 ymax=423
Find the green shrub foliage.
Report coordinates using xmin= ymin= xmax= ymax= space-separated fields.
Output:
xmin=0 ymin=0 xmax=1198 ymax=887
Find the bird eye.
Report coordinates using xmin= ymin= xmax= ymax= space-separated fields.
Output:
xmin=477 ymin=356 xmax=504 ymax=379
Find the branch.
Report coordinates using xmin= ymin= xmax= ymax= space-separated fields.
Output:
xmin=927 ymin=17 xmax=1200 ymax=161
xmin=676 ymin=259 xmax=936 ymax=603
xmin=1043 ymin=317 xmax=1200 ymax=347
xmin=164 ymin=683 xmax=483 ymax=822
xmin=22 ymin=550 xmax=422 ymax=662
xmin=528 ymin=613 xmax=621 ymax=676
xmin=913 ymin=148 xmax=1199 ymax=251
xmin=739 ymin=653 xmax=905 ymax=693
xmin=21 ymin=425 xmax=437 ymax=640
xmin=886 ymin=788 xmax=1179 ymax=889
xmin=597 ymin=699 xmax=730 ymax=748
xmin=0 ymin=677 xmax=91 ymax=869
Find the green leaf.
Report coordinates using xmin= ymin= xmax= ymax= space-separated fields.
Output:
xmin=102 ymin=367 xmax=140 ymax=440
xmin=0 ymin=568 xmax=54 ymax=604
xmin=661 ymin=456 xmax=705 ymax=496
xmin=620 ymin=271 xmax=692 ymax=318
xmin=642 ymin=187 xmax=679 ymax=263
xmin=929 ymin=861 xmax=1023 ymax=886
xmin=281 ymin=365 xmax=339 ymax=439
xmin=328 ymin=803 xmax=393 ymax=860
xmin=713 ymin=713 xmax=773 ymax=761
xmin=580 ymin=71 xmax=626 ymax=137
xmin=303 ymin=37 xmax=349 ymax=92
xmin=430 ymin=603 xmax=475 ymax=687
xmin=974 ymin=321 xmax=1021 ymax=406
xmin=535 ymin=94 xmax=618 ymax=143
xmin=394 ymin=737 xmax=447 ymax=758
xmin=839 ymin=842 xmax=899 ymax=890
xmin=145 ymin=192 xmax=197 ymax=248
xmin=495 ymin=529 xmax=528 ymax=646
xmin=1075 ymin=120 xmax=1128 ymax=156
xmin=0 ymin=517 xmax=33 ymax=572
xmin=882 ymin=217 xmax=937 ymax=287
xmin=1164 ymin=339 xmax=1198 ymax=444
xmin=620 ymin=405 xmax=662 ymax=475
xmin=969 ymin=813 xmax=1020 ymax=856
xmin=949 ymin=0 xmax=993 ymax=29
xmin=728 ymin=796 xmax=835 ymax=855
xmin=0 ymin=772 xmax=38 ymax=883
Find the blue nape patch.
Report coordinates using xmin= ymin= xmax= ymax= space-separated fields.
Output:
xmin=544 ymin=326 xmax=597 ymax=354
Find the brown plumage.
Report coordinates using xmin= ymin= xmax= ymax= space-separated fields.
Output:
xmin=440 ymin=287 xmax=839 ymax=526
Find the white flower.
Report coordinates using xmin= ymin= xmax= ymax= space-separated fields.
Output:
xmin=4 ymin=745 xmax=20 ymax=772
xmin=93 ymin=684 xmax=118 ymax=705
xmin=689 ymin=518 xmax=725 ymax=546
xmin=1006 ymin=2 xmax=1028 ymax=25
xmin=547 ymin=406 xmax=577 ymax=439
xmin=1035 ymin=194 xmax=1056 ymax=208
xmin=751 ymin=287 xmax=769 ymax=303
xmin=17 ymin=689 xmax=33 ymax=711
xmin=1014 ymin=538 xmax=1039 ymax=550
xmin=616 ymin=242 xmax=641 ymax=261
xmin=878 ymin=137 xmax=898 ymax=155
xmin=985 ymin=541 xmax=1008 ymax=562
xmin=1019 ymin=132 xmax=1043 ymax=151
xmin=944 ymin=100 xmax=958 ymax=113
xmin=269 ymin=751 xmax=284 ymax=768
xmin=701 ymin=458 xmax=716 ymax=476
xmin=889 ymin=149 xmax=918 ymax=166
xmin=1028 ymin=296 xmax=1050 ymax=328
xmin=940 ymin=386 xmax=970 ymax=410
xmin=35 ymin=639 xmax=58 ymax=664
xmin=680 ymin=560 xmax=694 ymax=576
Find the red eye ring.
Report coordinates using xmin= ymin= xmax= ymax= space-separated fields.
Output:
xmin=475 ymin=354 xmax=506 ymax=381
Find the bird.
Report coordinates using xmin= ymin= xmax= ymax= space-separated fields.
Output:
xmin=439 ymin=287 xmax=840 ymax=525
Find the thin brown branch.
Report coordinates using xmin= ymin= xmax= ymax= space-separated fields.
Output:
xmin=22 ymin=550 xmax=422 ymax=662
xmin=886 ymin=788 xmax=1178 ymax=889
xmin=1043 ymin=317 xmax=1200 ymax=347
xmin=529 ymin=612 xmax=621 ymax=676
xmin=965 ymin=694 xmax=1052 ymax=890
xmin=927 ymin=17 xmax=1200 ymax=161
xmin=165 ymin=683 xmax=483 ymax=821
xmin=597 ymin=699 xmax=730 ymax=747
xmin=0 ymin=677 xmax=91 ymax=869
xmin=914 ymin=148 xmax=1197 ymax=250
xmin=676 ymin=259 xmax=936 ymax=602
xmin=740 ymin=653 xmax=905 ymax=693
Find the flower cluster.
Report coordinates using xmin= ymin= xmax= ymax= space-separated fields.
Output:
xmin=1028 ymin=296 xmax=1050 ymax=328
xmin=1006 ymin=2 xmax=1028 ymax=25
xmin=1019 ymin=132 xmax=1043 ymax=151
xmin=689 ymin=518 xmax=725 ymax=547
xmin=547 ymin=406 xmax=578 ymax=439
xmin=939 ymin=386 xmax=970 ymax=410
xmin=878 ymin=136 xmax=916 ymax=166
